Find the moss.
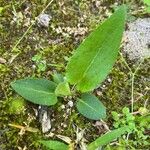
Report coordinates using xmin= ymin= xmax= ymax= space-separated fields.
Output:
xmin=8 ymin=97 xmax=26 ymax=114
xmin=0 ymin=0 xmax=149 ymax=149
xmin=0 ymin=64 xmax=10 ymax=73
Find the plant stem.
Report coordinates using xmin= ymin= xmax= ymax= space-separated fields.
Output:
xmin=131 ymin=73 xmax=135 ymax=113
xmin=119 ymin=52 xmax=132 ymax=72
xmin=12 ymin=23 xmax=33 ymax=52
xmin=131 ymin=60 xmax=144 ymax=112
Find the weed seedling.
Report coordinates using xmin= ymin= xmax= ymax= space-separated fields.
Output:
xmin=10 ymin=5 xmax=130 ymax=150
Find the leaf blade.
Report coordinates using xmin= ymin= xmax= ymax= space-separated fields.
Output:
xmin=39 ymin=140 xmax=69 ymax=150
xmin=66 ymin=5 xmax=127 ymax=92
xmin=76 ymin=93 xmax=106 ymax=120
xmin=87 ymin=126 xmax=128 ymax=150
xmin=143 ymin=0 xmax=150 ymax=5
xmin=53 ymin=73 xmax=64 ymax=84
xmin=11 ymin=78 xmax=57 ymax=106
xmin=55 ymin=81 xmax=71 ymax=96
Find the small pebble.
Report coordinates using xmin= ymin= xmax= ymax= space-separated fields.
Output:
xmin=96 ymin=91 xmax=102 ymax=96
xmin=60 ymin=123 xmax=67 ymax=128
xmin=0 ymin=57 xmax=6 ymax=64
xmin=45 ymin=132 xmax=54 ymax=137
xmin=61 ymin=105 xmax=65 ymax=109
xmin=102 ymin=84 xmax=106 ymax=88
xmin=66 ymin=108 xmax=71 ymax=113
xmin=95 ymin=1 xmax=101 ymax=8
xmin=68 ymin=100 xmax=73 ymax=108
xmin=37 ymin=14 xmax=51 ymax=27
xmin=63 ymin=114 xmax=66 ymax=118
xmin=107 ymin=78 xmax=111 ymax=83
xmin=32 ymin=65 xmax=36 ymax=69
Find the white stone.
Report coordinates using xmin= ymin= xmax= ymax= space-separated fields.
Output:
xmin=37 ymin=14 xmax=51 ymax=27
xmin=61 ymin=105 xmax=65 ymax=109
xmin=68 ymin=100 xmax=73 ymax=107
xmin=123 ymin=18 xmax=150 ymax=61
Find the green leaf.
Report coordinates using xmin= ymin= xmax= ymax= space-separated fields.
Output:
xmin=55 ymin=81 xmax=71 ymax=96
xmin=122 ymin=107 xmax=130 ymax=114
xmin=143 ymin=0 xmax=150 ymax=5
xmin=40 ymin=140 xmax=69 ymax=150
xmin=11 ymin=78 xmax=57 ymax=106
xmin=76 ymin=93 xmax=106 ymax=120
xmin=145 ymin=6 xmax=150 ymax=13
xmin=53 ymin=73 xmax=64 ymax=84
xmin=111 ymin=111 xmax=119 ymax=121
xmin=87 ymin=126 xmax=128 ymax=150
xmin=66 ymin=5 xmax=126 ymax=92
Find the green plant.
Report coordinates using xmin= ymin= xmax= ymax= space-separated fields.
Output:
xmin=87 ymin=126 xmax=128 ymax=150
xmin=32 ymin=53 xmax=47 ymax=72
xmin=39 ymin=140 xmax=69 ymax=150
xmin=40 ymin=126 xmax=129 ymax=150
xmin=143 ymin=0 xmax=150 ymax=13
xmin=110 ymin=107 xmax=150 ymax=149
xmin=11 ymin=5 xmax=126 ymax=120
xmin=8 ymin=97 xmax=25 ymax=114
xmin=112 ymin=107 xmax=135 ymax=132
xmin=10 ymin=5 xmax=127 ymax=150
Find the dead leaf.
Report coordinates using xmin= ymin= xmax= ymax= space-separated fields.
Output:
xmin=8 ymin=123 xmax=39 ymax=133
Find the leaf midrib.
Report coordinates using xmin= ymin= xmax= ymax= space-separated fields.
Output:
xmin=14 ymin=84 xmax=54 ymax=95
xmin=79 ymin=99 xmax=101 ymax=114
xmin=77 ymin=19 xmax=123 ymax=85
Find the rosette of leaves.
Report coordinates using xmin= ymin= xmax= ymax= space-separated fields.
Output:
xmin=11 ymin=5 xmax=126 ymax=121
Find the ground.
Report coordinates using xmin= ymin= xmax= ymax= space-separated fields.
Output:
xmin=0 ymin=0 xmax=149 ymax=150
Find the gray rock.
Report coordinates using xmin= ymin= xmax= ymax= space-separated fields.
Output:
xmin=123 ymin=18 xmax=150 ymax=61
xmin=37 ymin=14 xmax=51 ymax=27
xmin=38 ymin=106 xmax=51 ymax=133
